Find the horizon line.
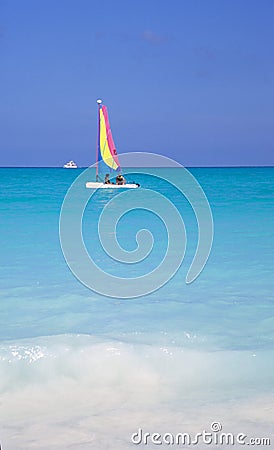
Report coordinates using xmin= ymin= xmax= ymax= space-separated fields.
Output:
xmin=0 ymin=165 xmax=274 ymax=169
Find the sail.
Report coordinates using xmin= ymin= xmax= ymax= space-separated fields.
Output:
xmin=98 ymin=105 xmax=120 ymax=170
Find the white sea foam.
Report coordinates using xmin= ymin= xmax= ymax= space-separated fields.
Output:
xmin=0 ymin=334 xmax=273 ymax=449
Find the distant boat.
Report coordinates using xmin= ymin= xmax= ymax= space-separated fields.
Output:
xmin=86 ymin=100 xmax=140 ymax=189
xmin=63 ymin=160 xmax=78 ymax=169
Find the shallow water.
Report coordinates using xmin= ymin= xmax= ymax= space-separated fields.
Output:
xmin=0 ymin=167 xmax=273 ymax=449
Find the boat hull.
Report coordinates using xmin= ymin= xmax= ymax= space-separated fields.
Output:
xmin=86 ymin=182 xmax=139 ymax=189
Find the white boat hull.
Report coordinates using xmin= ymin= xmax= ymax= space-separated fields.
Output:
xmin=86 ymin=182 xmax=139 ymax=189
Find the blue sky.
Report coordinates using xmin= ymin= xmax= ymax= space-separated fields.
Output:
xmin=1 ymin=0 xmax=273 ymax=166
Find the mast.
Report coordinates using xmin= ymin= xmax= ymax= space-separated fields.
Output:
xmin=96 ymin=99 xmax=102 ymax=182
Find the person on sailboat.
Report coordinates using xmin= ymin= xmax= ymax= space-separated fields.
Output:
xmin=116 ymin=174 xmax=126 ymax=185
xmin=104 ymin=174 xmax=111 ymax=184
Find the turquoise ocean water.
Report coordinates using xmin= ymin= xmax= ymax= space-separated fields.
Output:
xmin=0 ymin=167 xmax=274 ymax=449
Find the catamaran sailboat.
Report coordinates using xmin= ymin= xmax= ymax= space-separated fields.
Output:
xmin=86 ymin=100 xmax=140 ymax=189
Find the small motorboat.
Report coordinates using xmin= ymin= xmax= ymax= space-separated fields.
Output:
xmin=63 ymin=160 xmax=78 ymax=169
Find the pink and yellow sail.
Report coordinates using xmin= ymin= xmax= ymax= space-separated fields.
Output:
xmin=97 ymin=103 xmax=120 ymax=171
